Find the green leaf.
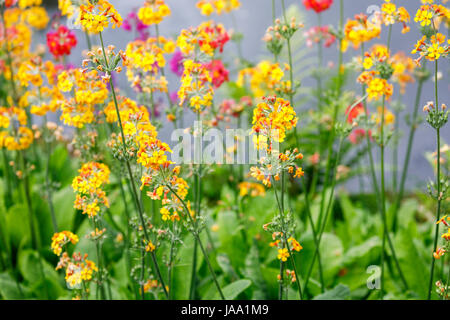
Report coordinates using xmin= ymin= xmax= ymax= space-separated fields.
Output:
xmin=53 ymin=186 xmax=76 ymax=231
xmin=313 ymin=284 xmax=351 ymax=300
xmin=213 ymin=279 xmax=251 ymax=300
xmin=242 ymin=243 xmax=268 ymax=300
xmin=0 ymin=272 xmax=29 ymax=299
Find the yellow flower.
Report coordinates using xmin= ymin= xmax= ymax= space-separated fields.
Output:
xmin=277 ymin=248 xmax=289 ymax=262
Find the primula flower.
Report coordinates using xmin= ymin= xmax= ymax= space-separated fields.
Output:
xmin=51 ymin=231 xmax=79 ymax=256
xmin=79 ymin=0 xmax=122 ymax=33
xmin=196 ymin=0 xmax=241 ymax=16
xmin=138 ymin=0 xmax=171 ymax=26
xmin=205 ymin=59 xmax=229 ymax=89
xmin=169 ymin=50 xmax=184 ymax=77
xmin=122 ymin=10 xmax=150 ymax=40
xmin=47 ymin=25 xmax=78 ymax=60
xmin=343 ymin=14 xmax=381 ymax=51
xmin=304 ymin=25 xmax=336 ymax=48
xmin=303 ymin=0 xmax=333 ymax=13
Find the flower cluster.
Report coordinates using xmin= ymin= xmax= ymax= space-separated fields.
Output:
xmin=380 ymin=0 xmax=410 ymax=33
xmin=252 ymin=96 xmax=298 ymax=146
xmin=302 ymin=0 xmax=333 ymax=13
xmin=238 ymin=181 xmax=266 ymax=198
xmin=58 ymin=68 xmax=108 ymax=128
xmin=358 ymin=45 xmax=394 ymax=101
xmin=72 ymin=161 xmax=110 ymax=218
xmin=46 ymin=25 xmax=78 ymax=60
xmin=0 ymin=107 xmax=33 ymax=151
xmin=51 ymin=231 xmax=79 ymax=256
xmin=79 ymin=0 xmax=122 ymax=33
xmin=237 ymin=61 xmax=290 ymax=98
xmin=304 ymin=25 xmax=336 ymax=48
xmin=125 ymin=36 xmax=175 ymax=93
xmin=343 ymin=13 xmax=381 ymax=51
xmin=263 ymin=17 xmax=304 ymax=57
xmin=137 ymin=0 xmax=171 ymax=26
xmin=412 ymin=33 xmax=449 ymax=64
xmin=196 ymin=0 xmax=241 ymax=16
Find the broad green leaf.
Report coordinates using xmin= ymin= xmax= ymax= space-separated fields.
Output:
xmin=313 ymin=283 xmax=350 ymax=300
xmin=213 ymin=279 xmax=251 ymax=300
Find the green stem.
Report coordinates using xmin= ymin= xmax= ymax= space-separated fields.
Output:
xmin=428 ymin=59 xmax=441 ymax=300
xmin=303 ymin=138 xmax=343 ymax=291
xmin=300 ymin=178 xmax=325 ymax=292
xmin=393 ymin=62 xmax=427 ymax=231
xmin=98 ymin=32 xmax=169 ymax=300
xmin=167 ymin=184 xmax=225 ymax=300
xmin=281 ymin=0 xmax=299 ymax=146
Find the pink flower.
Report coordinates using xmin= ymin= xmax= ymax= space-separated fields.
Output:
xmin=303 ymin=0 xmax=333 ymax=13
xmin=304 ymin=26 xmax=336 ymax=48
xmin=122 ymin=11 xmax=150 ymax=40
xmin=169 ymin=50 xmax=184 ymax=77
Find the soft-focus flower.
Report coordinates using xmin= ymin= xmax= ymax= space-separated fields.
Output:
xmin=47 ymin=25 xmax=78 ymax=60
xmin=303 ymin=0 xmax=333 ymax=13
xmin=138 ymin=0 xmax=171 ymax=26
xmin=196 ymin=0 xmax=241 ymax=16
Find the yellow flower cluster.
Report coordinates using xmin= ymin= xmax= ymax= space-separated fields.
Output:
xmin=372 ymin=106 xmax=395 ymax=126
xmin=343 ymin=14 xmax=381 ymax=51
xmin=380 ymin=0 xmax=410 ymax=33
xmin=64 ymin=254 xmax=98 ymax=289
xmin=72 ymin=162 xmax=110 ymax=218
xmin=178 ymin=60 xmax=214 ymax=112
xmin=196 ymin=0 xmax=241 ymax=16
xmin=51 ymin=231 xmax=79 ymax=256
xmin=238 ymin=182 xmax=266 ymax=197
xmin=177 ymin=21 xmax=230 ymax=57
xmin=237 ymin=61 xmax=288 ymax=98
xmin=272 ymin=236 xmax=302 ymax=262
xmin=125 ymin=37 xmax=175 ymax=92
xmin=58 ymin=69 xmax=108 ymax=128
xmin=358 ymin=45 xmax=394 ymax=101
xmin=412 ymin=33 xmax=449 ymax=63
xmin=103 ymin=96 xmax=148 ymax=124
xmin=252 ymin=96 xmax=298 ymax=145
xmin=17 ymin=58 xmax=63 ymax=116
xmin=0 ymin=107 xmax=33 ymax=151
xmin=79 ymin=0 xmax=122 ymax=33
xmin=391 ymin=52 xmax=415 ymax=94
xmin=138 ymin=0 xmax=171 ymax=26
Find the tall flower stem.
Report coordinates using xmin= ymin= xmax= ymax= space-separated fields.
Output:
xmin=272 ymin=173 xmax=303 ymax=300
xmin=392 ymin=61 xmax=427 ymax=231
xmin=166 ymin=184 xmax=225 ymax=300
xmin=427 ymin=59 xmax=441 ymax=300
xmin=315 ymin=0 xmax=344 ymax=235
xmin=99 ymin=32 xmax=169 ymax=300
xmin=43 ymin=116 xmax=58 ymax=233
xmin=304 ymin=137 xmax=344 ymax=291
xmin=93 ymin=219 xmax=106 ymax=300
xmin=300 ymin=179 xmax=325 ymax=291
xmin=281 ymin=0 xmax=299 ymax=145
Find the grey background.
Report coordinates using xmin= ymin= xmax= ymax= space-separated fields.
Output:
xmin=39 ymin=0 xmax=449 ymax=191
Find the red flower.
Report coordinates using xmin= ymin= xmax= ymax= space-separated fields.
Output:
xmin=5 ymin=0 xmax=18 ymax=7
xmin=205 ymin=60 xmax=229 ymax=89
xmin=303 ymin=0 xmax=333 ymax=13
xmin=345 ymin=102 xmax=365 ymax=124
xmin=46 ymin=25 xmax=78 ymax=60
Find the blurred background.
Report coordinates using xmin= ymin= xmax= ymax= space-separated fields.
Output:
xmin=39 ymin=0 xmax=449 ymax=191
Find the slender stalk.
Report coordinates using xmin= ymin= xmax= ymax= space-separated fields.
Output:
xmin=393 ymin=61 xmax=427 ymax=231
xmin=300 ymin=179 xmax=325 ymax=291
xmin=281 ymin=0 xmax=299 ymax=145
xmin=316 ymin=12 xmax=323 ymax=111
xmin=166 ymin=184 xmax=225 ymax=299
xmin=379 ymin=93 xmax=387 ymax=299
xmin=304 ymin=138 xmax=344 ymax=291
xmin=93 ymin=219 xmax=106 ymax=300
xmin=43 ymin=116 xmax=58 ymax=233
xmin=427 ymin=59 xmax=441 ymax=300
xmin=272 ymin=174 xmax=303 ymax=300
xmin=98 ymin=32 xmax=169 ymax=300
